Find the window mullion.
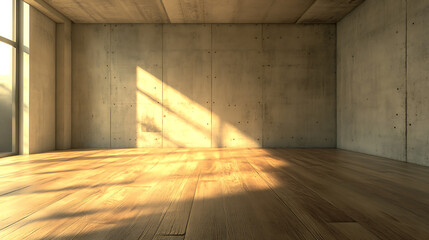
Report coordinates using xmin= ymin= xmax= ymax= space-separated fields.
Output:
xmin=0 ymin=35 xmax=17 ymax=48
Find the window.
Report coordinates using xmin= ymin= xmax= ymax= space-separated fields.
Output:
xmin=0 ymin=0 xmax=15 ymax=41
xmin=0 ymin=0 xmax=17 ymax=155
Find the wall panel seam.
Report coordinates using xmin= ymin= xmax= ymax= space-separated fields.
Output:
xmin=109 ymin=24 xmax=112 ymax=148
xmin=161 ymin=24 xmax=164 ymax=148
xmin=405 ymin=0 xmax=408 ymax=162
xmin=210 ymin=23 xmax=213 ymax=148
xmin=261 ymin=24 xmax=265 ymax=148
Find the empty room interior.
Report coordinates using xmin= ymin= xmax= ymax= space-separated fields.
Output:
xmin=1 ymin=0 xmax=429 ymax=239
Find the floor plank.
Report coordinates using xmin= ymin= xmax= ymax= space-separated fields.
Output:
xmin=265 ymin=149 xmax=429 ymax=239
xmin=0 ymin=148 xmax=428 ymax=239
xmin=329 ymin=222 xmax=379 ymax=240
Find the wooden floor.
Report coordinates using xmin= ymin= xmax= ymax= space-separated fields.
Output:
xmin=1 ymin=148 xmax=429 ymax=240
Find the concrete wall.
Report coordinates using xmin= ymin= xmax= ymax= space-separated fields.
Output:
xmin=212 ymin=24 xmax=264 ymax=147
xmin=338 ymin=0 xmax=429 ymax=166
xmin=337 ymin=0 xmax=406 ymax=161
xmin=407 ymin=0 xmax=429 ymax=166
xmin=111 ymin=24 xmax=163 ymax=148
xmin=56 ymin=21 xmax=72 ymax=150
xmin=72 ymin=24 xmax=110 ymax=148
xmin=28 ymin=7 xmax=56 ymax=153
xmin=264 ymin=24 xmax=336 ymax=147
xmin=72 ymin=23 xmax=336 ymax=148
xmin=163 ymin=25 xmax=211 ymax=147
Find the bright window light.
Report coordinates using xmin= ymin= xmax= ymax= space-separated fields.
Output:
xmin=0 ymin=0 xmax=15 ymax=41
xmin=0 ymin=41 xmax=14 ymax=153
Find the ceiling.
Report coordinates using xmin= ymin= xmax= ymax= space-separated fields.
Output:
xmin=43 ymin=0 xmax=365 ymax=24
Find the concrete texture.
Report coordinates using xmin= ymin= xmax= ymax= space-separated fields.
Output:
xmin=298 ymin=0 xmax=365 ymax=23
xmin=337 ymin=0 xmax=407 ymax=161
xmin=18 ymin=1 xmax=72 ymax=154
xmin=55 ymin=21 xmax=72 ymax=150
xmin=44 ymin=0 xmax=364 ymax=24
xmin=337 ymin=0 xmax=429 ymax=166
xmin=211 ymin=24 xmax=263 ymax=147
xmin=72 ymin=24 xmax=111 ymax=148
xmin=110 ymin=24 xmax=163 ymax=148
xmin=163 ymin=24 xmax=212 ymax=147
xmin=407 ymin=0 xmax=429 ymax=166
xmin=25 ymin=0 xmax=70 ymax=23
xmin=72 ymin=24 xmax=336 ymax=148
xmin=29 ymin=7 xmax=56 ymax=154
xmin=263 ymin=24 xmax=336 ymax=147
xmin=337 ymin=0 xmax=406 ymax=161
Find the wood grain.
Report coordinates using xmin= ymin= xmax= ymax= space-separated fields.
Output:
xmin=0 ymin=148 xmax=428 ymax=239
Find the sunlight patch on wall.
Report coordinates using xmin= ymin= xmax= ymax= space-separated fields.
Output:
xmin=212 ymin=113 xmax=260 ymax=148
xmin=136 ymin=66 xmax=163 ymax=147
xmin=137 ymin=66 xmax=264 ymax=148
xmin=162 ymin=79 xmax=212 ymax=148
xmin=136 ymin=66 xmax=263 ymax=148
